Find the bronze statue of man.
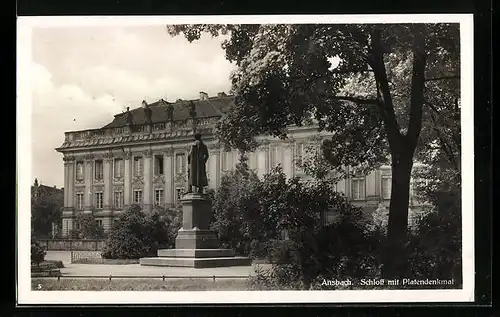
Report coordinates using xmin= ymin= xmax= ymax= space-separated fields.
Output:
xmin=187 ymin=133 xmax=209 ymax=194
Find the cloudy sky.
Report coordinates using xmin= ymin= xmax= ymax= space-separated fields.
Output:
xmin=31 ymin=25 xmax=234 ymax=188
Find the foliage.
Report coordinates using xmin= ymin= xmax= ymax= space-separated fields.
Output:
xmin=102 ymin=204 xmax=174 ymax=259
xmin=210 ymin=154 xmax=270 ymax=256
xmin=407 ymin=200 xmax=462 ymax=284
xmin=31 ymin=240 xmax=46 ymax=267
xmin=74 ymin=213 xmax=105 ymax=239
xmin=168 ymin=23 xmax=460 ymax=277
xmin=31 ymin=182 xmax=63 ymax=239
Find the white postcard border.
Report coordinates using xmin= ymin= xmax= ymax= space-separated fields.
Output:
xmin=17 ymin=14 xmax=475 ymax=304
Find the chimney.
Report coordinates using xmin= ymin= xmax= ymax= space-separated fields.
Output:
xmin=141 ymin=100 xmax=148 ymax=108
xmin=217 ymin=92 xmax=227 ymax=98
xmin=199 ymin=91 xmax=208 ymax=100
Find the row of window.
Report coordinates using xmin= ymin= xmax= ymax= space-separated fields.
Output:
xmin=73 ymin=143 xmax=316 ymax=182
xmin=74 ymin=189 xmax=166 ymax=210
xmin=73 ymin=177 xmax=393 ymax=211
xmin=74 ymin=154 xmax=187 ymax=181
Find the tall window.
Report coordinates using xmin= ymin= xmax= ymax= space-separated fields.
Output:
xmin=114 ymin=191 xmax=123 ymax=209
xmin=96 ymin=220 xmax=103 ymax=227
xmin=94 ymin=160 xmax=103 ymax=180
xmin=351 ymin=178 xmax=365 ymax=200
xmin=175 ymin=153 xmax=186 ymax=174
xmin=134 ymin=156 xmax=143 ymax=177
xmin=382 ymin=176 xmax=392 ymax=199
xmin=76 ymin=193 xmax=84 ymax=210
xmin=76 ymin=161 xmax=84 ymax=180
xmin=154 ymin=189 xmax=164 ymax=206
xmin=95 ymin=192 xmax=103 ymax=209
xmin=154 ymin=155 xmax=164 ymax=175
xmin=269 ymin=146 xmax=278 ymax=168
xmin=249 ymin=152 xmax=257 ymax=170
xmin=114 ymin=158 xmax=124 ymax=178
xmin=222 ymin=151 xmax=232 ymax=171
xmin=133 ymin=190 xmax=143 ymax=204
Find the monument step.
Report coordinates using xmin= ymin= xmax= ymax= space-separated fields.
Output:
xmin=157 ymin=248 xmax=235 ymax=258
xmin=139 ymin=256 xmax=252 ymax=268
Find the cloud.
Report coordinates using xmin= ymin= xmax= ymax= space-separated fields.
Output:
xmin=30 ymin=25 xmax=235 ymax=187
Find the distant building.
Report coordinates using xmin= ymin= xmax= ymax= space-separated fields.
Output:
xmin=55 ymin=92 xmax=428 ymax=237
xmin=31 ymin=178 xmax=64 ymax=238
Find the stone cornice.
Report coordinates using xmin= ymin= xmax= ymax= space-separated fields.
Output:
xmin=84 ymin=154 xmax=95 ymax=161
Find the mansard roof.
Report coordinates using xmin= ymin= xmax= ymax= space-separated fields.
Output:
xmin=102 ymin=95 xmax=233 ymax=129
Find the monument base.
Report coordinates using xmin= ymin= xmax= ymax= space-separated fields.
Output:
xmin=140 ymin=249 xmax=252 ymax=268
xmin=139 ymin=193 xmax=252 ymax=268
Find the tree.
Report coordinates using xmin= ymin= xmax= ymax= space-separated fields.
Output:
xmin=31 ymin=182 xmax=63 ymax=238
xmin=102 ymin=204 xmax=175 ymax=259
xmin=31 ymin=240 xmax=46 ymax=268
xmin=168 ymin=24 xmax=460 ymax=277
xmin=210 ymin=154 xmax=273 ymax=256
xmin=74 ymin=212 xmax=105 ymax=239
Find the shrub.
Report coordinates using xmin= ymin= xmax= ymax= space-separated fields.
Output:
xmin=210 ymin=155 xmax=270 ymax=256
xmin=407 ymin=198 xmax=462 ymax=285
xmin=31 ymin=240 xmax=46 ymax=267
xmin=102 ymin=204 xmax=175 ymax=259
xmin=75 ymin=212 xmax=105 ymax=239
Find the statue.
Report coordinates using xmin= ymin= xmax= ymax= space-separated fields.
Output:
xmin=187 ymin=133 xmax=209 ymax=194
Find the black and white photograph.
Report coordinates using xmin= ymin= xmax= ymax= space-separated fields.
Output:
xmin=17 ymin=14 xmax=474 ymax=304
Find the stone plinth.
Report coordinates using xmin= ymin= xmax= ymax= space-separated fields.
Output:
xmin=140 ymin=192 xmax=252 ymax=268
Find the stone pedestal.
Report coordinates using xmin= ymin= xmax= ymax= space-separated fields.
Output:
xmin=140 ymin=193 xmax=252 ymax=268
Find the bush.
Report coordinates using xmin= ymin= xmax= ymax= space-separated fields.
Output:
xmin=407 ymin=199 xmax=462 ymax=285
xmin=210 ymin=155 xmax=271 ymax=256
xmin=102 ymin=204 xmax=176 ymax=259
xmin=31 ymin=241 xmax=46 ymax=267
xmin=75 ymin=213 xmax=105 ymax=239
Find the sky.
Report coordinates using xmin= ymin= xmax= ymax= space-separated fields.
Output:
xmin=31 ymin=25 xmax=234 ymax=188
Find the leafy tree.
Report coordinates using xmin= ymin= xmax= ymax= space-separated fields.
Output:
xmin=102 ymin=204 xmax=174 ymax=259
xmin=168 ymin=24 xmax=459 ymax=277
xmin=210 ymin=154 xmax=272 ymax=256
xmin=31 ymin=181 xmax=63 ymax=238
xmin=31 ymin=240 xmax=46 ymax=268
xmin=74 ymin=212 xmax=105 ymax=239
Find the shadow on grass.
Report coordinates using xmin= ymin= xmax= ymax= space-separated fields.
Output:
xmin=32 ymin=278 xmax=249 ymax=291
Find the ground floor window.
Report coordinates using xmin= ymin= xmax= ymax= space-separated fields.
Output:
xmin=351 ymin=178 xmax=365 ymax=200
xmin=133 ymin=190 xmax=143 ymax=204
xmin=95 ymin=192 xmax=103 ymax=209
xmin=76 ymin=193 xmax=84 ymax=210
xmin=114 ymin=191 xmax=123 ymax=209
xmin=154 ymin=189 xmax=164 ymax=206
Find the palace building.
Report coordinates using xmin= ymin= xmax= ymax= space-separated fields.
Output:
xmin=56 ymin=91 xmax=427 ymax=237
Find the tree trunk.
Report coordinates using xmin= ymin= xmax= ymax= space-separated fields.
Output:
xmin=382 ymin=151 xmax=414 ymax=278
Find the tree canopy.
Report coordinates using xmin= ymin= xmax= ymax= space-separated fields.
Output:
xmin=168 ymin=23 xmax=460 ymax=277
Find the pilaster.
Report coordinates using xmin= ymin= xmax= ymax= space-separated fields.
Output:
xmin=84 ymin=154 xmax=94 ymax=211
xmin=164 ymin=148 xmax=174 ymax=206
xmin=123 ymin=151 xmax=132 ymax=208
xmin=143 ymin=149 xmax=153 ymax=212
xmin=103 ymin=153 xmax=113 ymax=211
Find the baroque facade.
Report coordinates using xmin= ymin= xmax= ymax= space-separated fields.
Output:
xmin=56 ymin=91 xmax=426 ymax=237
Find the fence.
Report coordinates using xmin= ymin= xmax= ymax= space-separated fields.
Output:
xmin=37 ymin=239 xmax=106 ymax=251
xmin=34 ymin=275 xmax=249 ymax=281
xmin=70 ymin=250 xmax=102 ymax=263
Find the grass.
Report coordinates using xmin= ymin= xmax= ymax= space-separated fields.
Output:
xmin=72 ymin=258 xmax=139 ymax=265
xmin=32 ymin=278 xmax=249 ymax=291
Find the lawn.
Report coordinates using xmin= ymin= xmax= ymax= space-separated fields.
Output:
xmin=32 ymin=278 xmax=249 ymax=291
xmin=72 ymin=258 xmax=140 ymax=264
